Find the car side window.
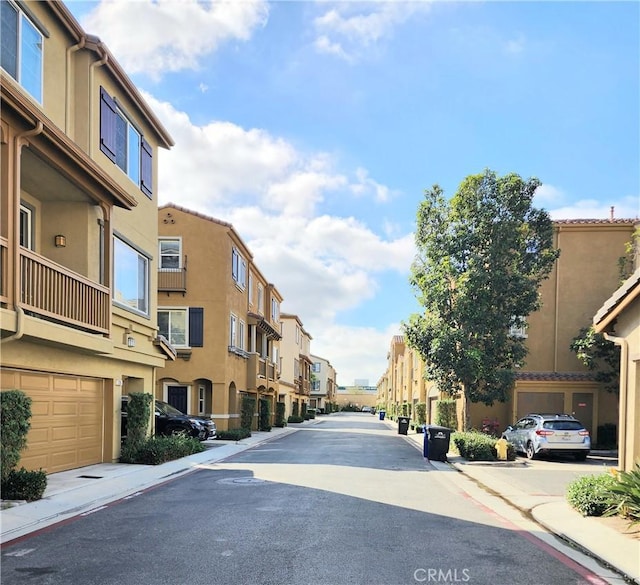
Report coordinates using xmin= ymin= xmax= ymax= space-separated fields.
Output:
xmin=515 ymin=419 xmax=527 ymax=430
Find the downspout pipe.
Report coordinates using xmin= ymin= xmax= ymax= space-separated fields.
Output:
xmin=65 ymin=36 xmax=86 ymax=133
xmin=2 ymin=121 xmax=44 ymax=343
xmin=604 ymin=333 xmax=628 ymax=471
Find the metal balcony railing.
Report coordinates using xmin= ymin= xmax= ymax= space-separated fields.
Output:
xmin=20 ymin=248 xmax=110 ymax=334
xmin=158 ymin=268 xmax=187 ymax=292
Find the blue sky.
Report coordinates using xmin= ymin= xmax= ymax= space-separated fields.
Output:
xmin=67 ymin=1 xmax=639 ymax=386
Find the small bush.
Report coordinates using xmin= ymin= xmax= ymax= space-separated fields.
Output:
xmin=435 ymin=399 xmax=457 ymax=430
xmin=216 ymin=428 xmax=252 ymax=441
xmin=605 ymin=463 xmax=640 ymax=525
xmin=0 ymin=390 xmax=33 ymax=482
xmin=452 ymin=431 xmax=516 ymax=462
xmin=287 ymin=416 xmax=305 ymax=423
xmin=566 ymin=473 xmax=617 ymax=516
xmin=1 ymin=467 xmax=47 ymax=501
xmin=120 ymin=435 xmax=205 ymax=465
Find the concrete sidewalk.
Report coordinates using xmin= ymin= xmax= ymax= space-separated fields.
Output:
xmin=396 ymin=423 xmax=640 ymax=584
xmin=1 ymin=417 xmax=639 ymax=584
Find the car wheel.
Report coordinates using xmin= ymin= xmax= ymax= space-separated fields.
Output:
xmin=574 ymin=452 xmax=588 ymax=462
xmin=525 ymin=441 xmax=537 ymax=460
xmin=169 ymin=427 xmax=189 ymax=438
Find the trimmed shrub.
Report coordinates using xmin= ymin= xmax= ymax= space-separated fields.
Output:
xmin=259 ymin=398 xmax=271 ymax=432
xmin=216 ymin=428 xmax=252 ymax=441
xmin=605 ymin=463 xmax=640 ymax=525
xmin=596 ymin=423 xmax=617 ymax=449
xmin=307 ymin=408 xmax=316 ymax=419
xmin=287 ymin=416 xmax=305 ymax=423
xmin=566 ymin=473 xmax=617 ymax=516
xmin=415 ymin=403 xmax=427 ymax=427
xmin=292 ymin=402 xmax=299 ymax=417
xmin=126 ymin=392 xmax=153 ymax=448
xmin=0 ymin=390 xmax=33 ymax=482
xmin=436 ymin=399 xmax=457 ymax=430
xmin=241 ymin=395 xmax=256 ymax=430
xmin=120 ymin=435 xmax=205 ymax=465
xmin=452 ymin=431 xmax=516 ymax=461
xmin=275 ymin=402 xmax=287 ymax=427
xmin=1 ymin=467 xmax=47 ymax=502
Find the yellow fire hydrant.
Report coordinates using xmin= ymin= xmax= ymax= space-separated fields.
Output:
xmin=494 ymin=438 xmax=509 ymax=461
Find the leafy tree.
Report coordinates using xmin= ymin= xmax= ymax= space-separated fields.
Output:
xmin=570 ymin=326 xmax=620 ymax=393
xmin=403 ymin=169 xmax=559 ymax=428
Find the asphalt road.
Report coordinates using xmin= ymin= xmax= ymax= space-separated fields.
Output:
xmin=0 ymin=414 xmax=614 ymax=585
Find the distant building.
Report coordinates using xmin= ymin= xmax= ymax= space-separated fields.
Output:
xmin=337 ymin=385 xmax=377 ymax=410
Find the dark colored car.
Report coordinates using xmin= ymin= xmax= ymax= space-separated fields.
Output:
xmin=121 ymin=397 xmax=216 ymax=441
xmin=501 ymin=413 xmax=590 ymax=461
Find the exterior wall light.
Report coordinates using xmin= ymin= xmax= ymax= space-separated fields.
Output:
xmin=54 ymin=234 xmax=66 ymax=247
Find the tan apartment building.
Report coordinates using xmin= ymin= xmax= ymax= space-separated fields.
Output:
xmin=156 ymin=204 xmax=282 ymax=431
xmin=594 ymin=267 xmax=640 ymax=472
xmin=379 ymin=219 xmax=637 ymax=443
xmin=310 ymin=354 xmax=337 ymax=413
xmin=0 ymin=0 xmax=174 ymax=473
xmin=280 ymin=314 xmax=312 ymax=418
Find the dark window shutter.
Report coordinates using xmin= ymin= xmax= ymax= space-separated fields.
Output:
xmin=140 ymin=137 xmax=153 ymax=198
xmin=189 ymin=307 xmax=204 ymax=347
xmin=100 ymin=87 xmax=117 ymax=162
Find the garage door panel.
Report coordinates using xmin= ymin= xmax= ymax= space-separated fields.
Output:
xmin=517 ymin=392 xmax=564 ymax=420
xmin=3 ymin=370 xmax=104 ymax=474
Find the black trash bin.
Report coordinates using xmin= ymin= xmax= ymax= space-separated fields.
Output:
xmin=398 ymin=416 xmax=410 ymax=435
xmin=423 ymin=425 xmax=451 ymax=461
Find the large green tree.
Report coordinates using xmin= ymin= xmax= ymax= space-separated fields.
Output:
xmin=403 ymin=169 xmax=559 ymax=428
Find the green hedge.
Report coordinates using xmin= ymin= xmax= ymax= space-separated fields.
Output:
xmin=566 ymin=473 xmax=617 ymax=516
xmin=120 ymin=435 xmax=205 ymax=465
xmin=275 ymin=402 xmax=287 ymax=427
xmin=287 ymin=416 xmax=305 ymax=423
xmin=216 ymin=428 xmax=252 ymax=441
xmin=436 ymin=399 xmax=457 ymax=430
xmin=452 ymin=431 xmax=516 ymax=461
xmin=2 ymin=468 xmax=47 ymax=501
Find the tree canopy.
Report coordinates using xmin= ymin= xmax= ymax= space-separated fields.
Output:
xmin=403 ymin=169 xmax=559 ymax=414
xmin=570 ymin=326 xmax=620 ymax=394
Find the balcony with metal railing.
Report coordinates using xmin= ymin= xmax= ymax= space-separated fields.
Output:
xmin=158 ymin=268 xmax=187 ymax=293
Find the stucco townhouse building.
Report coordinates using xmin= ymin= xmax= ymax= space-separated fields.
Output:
xmin=378 ymin=218 xmax=638 ymax=445
xmin=309 ymin=354 xmax=337 ymax=413
xmin=279 ymin=313 xmax=313 ymax=419
xmin=1 ymin=0 xmax=174 ymax=473
xmin=156 ymin=204 xmax=283 ymax=432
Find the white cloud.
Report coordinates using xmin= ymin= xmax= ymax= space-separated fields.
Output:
xmin=145 ymin=94 xmax=415 ymax=384
xmin=313 ymin=2 xmax=431 ymax=62
xmin=81 ymin=0 xmax=269 ymax=78
xmin=534 ymin=183 xmax=566 ymax=206
xmin=548 ymin=196 xmax=640 ymax=221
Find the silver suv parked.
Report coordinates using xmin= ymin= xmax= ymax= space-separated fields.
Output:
xmin=501 ymin=413 xmax=590 ymax=461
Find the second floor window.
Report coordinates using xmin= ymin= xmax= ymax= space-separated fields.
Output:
xmin=1 ymin=1 xmax=43 ymax=103
xmin=100 ymin=87 xmax=153 ymax=197
xmin=159 ymin=238 xmax=181 ymax=269
xmin=231 ymin=248 xmax=246 ymax=290
xmin=19 ymin=203 xmax=34 ymax=250
xmin=257 ymin=284 xmax=264 ymax=314
xmin=158 ymin=309 xmax=187 ymax=346
xmin=271 ymin=298 xmax=279 ymax=322
xmin=113 ymin=236 xmax=149 ymax=316
xmin=312 ymin=362 xmax=321 ymax=373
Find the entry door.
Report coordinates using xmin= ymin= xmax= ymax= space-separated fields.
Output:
xmin=167 ymin=385 xmax=188 ymax=414
xmin=572 ymin=393 xmax=593 ymax=436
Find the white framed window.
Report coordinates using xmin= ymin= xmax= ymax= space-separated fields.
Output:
xmin=158 ymin=308 xmax=188 ymax=347
xmin=230 ymin=313 xmax=238 ymax=347
xmin=19 ymin=203 xmax=34 ymax=250
xmin=238 ymin=319 xmax=246 ymax=351
xmin=115 ymin=107 xmax=141 ymax=186
xmin=271 ymin=298 xmax=279 ymax=322
xmin=159 ymin=238 xmax=181 ymax=270
xmin=248 ymin=274 xmax=254 ymax=306
xmin=113 ymin=236 xmax=149 ymax=316
xmin=198 ymin=385 xmax=205 ymax=415
xmin=312 ymin=362 xmax=321 ymax=373
xmin=231 ymin=248 xmax=246 ymax=290
xmin=295 ymin=325 xmax=300 ymax=344
xmin=257 ymin=284 xmax=264 ymax=314
xmin=1 ymin=1 xmax=43 ymax=103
